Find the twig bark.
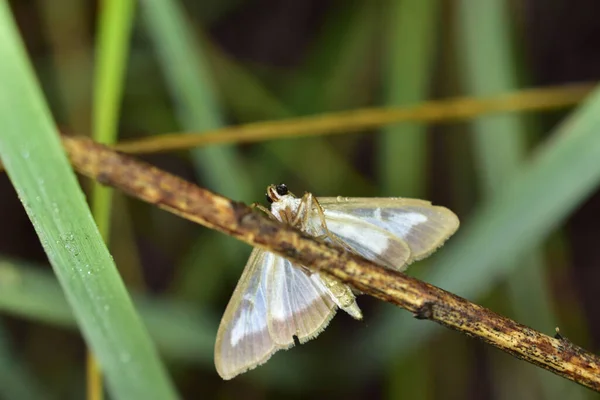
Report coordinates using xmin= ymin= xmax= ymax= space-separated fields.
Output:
xmin=62 ymin=135 xmax=600 ymax=392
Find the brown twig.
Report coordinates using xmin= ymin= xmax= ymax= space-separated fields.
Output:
xmin=61 ymin=135 xmax=600 ymax=392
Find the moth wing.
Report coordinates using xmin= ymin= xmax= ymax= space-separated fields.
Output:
xmin=316 ymin=197 xmax=459 ymax=271
xmin=215 ymin=248 xmax=278 ymax=380
xmin=266 ymin=253 xmax=338 ymax=346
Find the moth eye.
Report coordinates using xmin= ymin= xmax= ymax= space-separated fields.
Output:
xmin=276 ymin=184 xmax=288 ymax=196
xmin=265 ymin=193 xmax=274 ymax=203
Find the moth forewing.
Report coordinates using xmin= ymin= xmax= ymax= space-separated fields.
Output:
xmin=315 ymin=197 xmax=459 ymax=269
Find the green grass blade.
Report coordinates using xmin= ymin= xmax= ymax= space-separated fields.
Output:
xmin=202 ymin=37 xmax=291 ymax=121
xmin=91 ymin=0 xmax=140 ymax=292
xmin=0 ymin=5 xmax=178 ymax=399
xmin=90 ymin=2 xmax=136 ymax=395
xmin=140 ymin=0 xmax=252 ymax=200
xmin=456 ymin=1 xmax=576 ymax=397
xmin=0 ymin=258 xmax=215 ymax=365
xmin=379 ymin=1 xmax=439 ymax=398
xmin=285 ymin=2 xmax=378 ymax=114
xmin=91 ymin=0 xmax=135 ymax=251
xmin=37 ymin=0 xmax=92 ymax=133
xmin=0 ymin=259 xmax=75 ymax=327
xmin=93 ymin=0 xmax=135 ymax=145
xmin=457 ymin=0 xmax=524 ymax=191
xmin=0 ymin=324 xmax=46 ymax=400
xmin=379 ymin=0 xmax=438 ymax=198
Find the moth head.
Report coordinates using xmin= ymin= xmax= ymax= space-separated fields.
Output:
xmin=265 ymin=183 xmax=289 ymax=204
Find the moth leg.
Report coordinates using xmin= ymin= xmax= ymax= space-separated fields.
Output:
xmin=251 ymin=202 xmax=278 ymax=220
xmin=290 ymin=194 xmax=334 ymax=244
xmin=309 ymin=195 xmax=353 ymax=251
xmin=294 ymin=193 xmax=329 ymax=237
xmin=294 ymin=194 xmax=362 ymax=301
xmin=309 ymin=198 xmax=364 ymax=296
xmin=290 ymin=193 xmax=312 ymax=228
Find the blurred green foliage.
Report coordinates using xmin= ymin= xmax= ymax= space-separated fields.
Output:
xmin=0 ymin=0 xmax=599 ymax=399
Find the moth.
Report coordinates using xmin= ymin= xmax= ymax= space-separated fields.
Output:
xmin=215 ymin=184 xmax=459 ymax=380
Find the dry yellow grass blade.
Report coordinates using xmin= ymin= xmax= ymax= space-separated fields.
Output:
xmin=0 ymin=83 xmax=594 ymax=176
xmin=114 ymin=82 xmax=594 ymax=154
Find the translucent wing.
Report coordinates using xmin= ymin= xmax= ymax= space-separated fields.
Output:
xmin=215 ymin=249 xmax=339 ymax=380
xmin=315 ymin=197 xmax=459 ymax=271
xmin=214 ymin=248 xmax=275 ymax=380
xmin=266 ymin=253 xmax=337 ymax=346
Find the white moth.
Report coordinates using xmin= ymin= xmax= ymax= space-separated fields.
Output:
xmin=214 ymin=184 xmax=459 ymax=380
